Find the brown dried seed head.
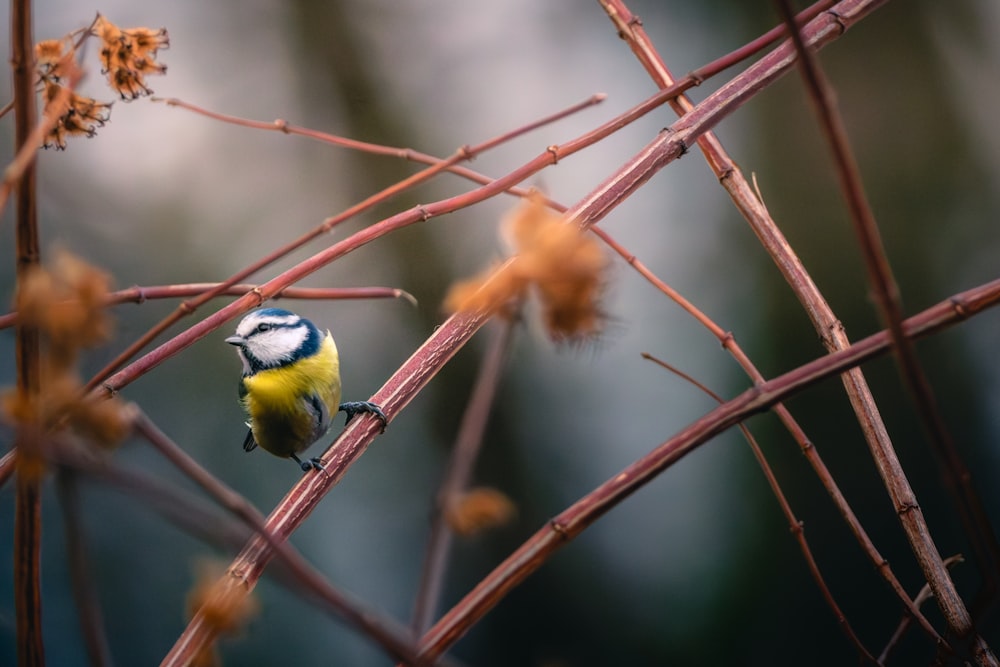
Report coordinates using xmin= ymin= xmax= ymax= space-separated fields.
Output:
xmin=187 ymin=562 xmax=259 ymax=636
xmin=124 ymin=26 xmax=170 ymax=56
xmin=17 ymin=250 xmax=113 ymax=355
xmin=446 ymin=487 xmax=517 ymax=537
xmin=443 ymin=261 xmax=528 ymax=317
xmin=41 ymin=82 xmax=113 ymax=148
xmin=35 ymin=39 xmax=70 ymax=77
xmin=93 ymin=15 xmax=169 ymax=100
xmin=444 ymin=192 xmax=610 ymax=341
xmin=93 ymin=14 xmax=123 ymax=44
xmin=67 ymin=395 xmax=132 ymax=449
xmin=507 ymin=192 xmax=609 ymax=341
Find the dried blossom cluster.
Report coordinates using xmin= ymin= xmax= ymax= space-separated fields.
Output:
xmin=33 ymin=14 xmax=169 ymax=149
xmin=34 ymin=38 xmax=112 ymax=150
xmin=445 ymin=192 xmax=610 ymax=342
xmin=445 ymin=487 xmax=517 ymax=537
xmin=1 ymin=251 xmax=130 ymax=456
xmin=185 ymin=561 xmax=259 ymax=667
xmin=93 ymin=13 xmax=170 ymax=100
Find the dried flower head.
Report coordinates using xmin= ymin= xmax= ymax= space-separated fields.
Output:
xmin=41 ymin=81 xmax=113 ymax=150
xmin=35 ymin=38 xmax=73 ymax=80
xmin=445 ymin=192 xmax=610 ymax=342
xmin=186 ymin=560 xmax=259 ymax=660
xmin=3 ymin=251 xmax=130 ymax=451
xmin=93 ymin=14 xmax=169 ymax=100
xmin=445 ymin=487 xmax=517 ymax=537
xmin=185 ymin=561 xmax=258 ymax=667
xmin=18 ymin=249 xmax=114 ymax=362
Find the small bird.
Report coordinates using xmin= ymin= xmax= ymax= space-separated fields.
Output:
xmin=225 ymin=308 xmax=386 ymax=472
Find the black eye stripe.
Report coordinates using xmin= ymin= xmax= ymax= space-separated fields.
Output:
xmin=248 ymin=320 xmax=300 ymax=336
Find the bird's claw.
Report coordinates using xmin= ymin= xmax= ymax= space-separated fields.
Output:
xmin=338 ymin=401 xmax=387 ymax=433
xmin=291 ymin=454 xmax=326 ymax=473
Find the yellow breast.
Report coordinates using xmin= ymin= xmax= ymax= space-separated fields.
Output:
xmin=241 ymin=333 xmax=341 ymax=457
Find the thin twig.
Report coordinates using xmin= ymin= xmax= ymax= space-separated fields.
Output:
xmin=98 ymin=4 xmax=858 ymax=396
xmin=0 ymin=284 xmax=415 ymax=330
xmin=154 ymin=93 xmax=606 ymax=160
xmin=600 ymin=197 xmax=896 ymax=658
xmin=594 ymin=227 xmax=943 ymax=647
xmin=412 ymin=319 xmax=516 ymax=634
xmin=0 ymin=450 xmax=15 ymax=489
xmin=160 ymin=304 xmax=491 ymax=666
xmin=415 ymin=275 xmax=1000 ymax=661
xmin=129 ymin=409 xmax=434 ymax=666
xmin=0 ymin=26 xmax=85 ymax=221
xmin=41 ymin=436 xmax=449 ymax=666
xmin=83 ymin=93 xmax=604 ymax=391
xmin=774 ymin=1 xmax=996 ymax=662
xmin=55 ymin=470 xmax=113 ymax=667
xmin=161 ymin=4 xmax=891 ymax=660
xmin=641 ymin=353 xmax=877 ymax=664
xmin=11 ymin=0 xmax=45 ymax=663
xmin=879 ymin=555 xmax=966 ymax=665
xmin=597 ymin=0 xmax=945 ymax=648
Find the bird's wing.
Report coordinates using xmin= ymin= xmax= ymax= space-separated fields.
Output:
xmin=237 ymin=377 xmax=256 ymax=451
xmin=307 ymin=393 xmax=332 ymax=439
xmin=242 ymin=428 xmax=257 ymax=452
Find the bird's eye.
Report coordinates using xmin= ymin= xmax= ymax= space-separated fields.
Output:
xmin=256 ymin=323 xmax=271 ymax=333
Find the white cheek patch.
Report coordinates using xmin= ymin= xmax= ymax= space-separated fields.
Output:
xmin=248 ymin=326 xmax=309 ymax=367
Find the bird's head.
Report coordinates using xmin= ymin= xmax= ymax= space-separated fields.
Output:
xmin=226 ymin=308 xmax=322 ymax=375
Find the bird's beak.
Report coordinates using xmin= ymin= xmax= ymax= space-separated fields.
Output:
xmin=225 ymin=335 xmax=245 ymax=346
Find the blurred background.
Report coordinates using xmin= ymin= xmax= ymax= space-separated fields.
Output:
xmin=1 ymin=0 xmax=999 ymax=665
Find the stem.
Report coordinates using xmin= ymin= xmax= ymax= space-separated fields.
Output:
xmin=84 ymin=93 xmax=604 ymax=391
xmin=416 ymin=275 xmax=1000 ymax=661
xmin=411 ymin=319 xmax=515 ymax=634
xmin=56 ymin=471 xmax=113 ymax=667
xmin=162 ymin=3 xmax=891 ymax=660
xmin=130 ymin=410 xmax=429 ymax=666
xmin=774 ymin=1 xmax=996 ymax=662
xmin=0 ymin=285 xmax=414 ymax=331
xmin=11 ymin=0 xmax=44 ymax=664
xmin=597 ymin=0 xmax=944 ymax=649
xmin=642 ymin=354 xmax=877 ymax=664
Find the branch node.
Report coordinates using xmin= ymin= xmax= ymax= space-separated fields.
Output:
xmin=685 ymin=70 xmax=705 ymax=86
xmin=549 ymin=518 xmax=570 ymax=541
xmin=671 ymin=135 xmax=689 ymax=157
xmin=546 ymin=145 xmax=560 ymax=164
xmin=825 ymin=9 xmax=848 ymax=35
xmin=950 ymin=297 xmax=970 ymax=319
xmin=820 ymin=319 xmax=845 ymax=347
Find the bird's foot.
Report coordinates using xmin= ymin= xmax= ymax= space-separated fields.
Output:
xmin=291 ymin=454 xmax=326 ymax=472
xmin=338 ymin=401 xmax=387 ymax=433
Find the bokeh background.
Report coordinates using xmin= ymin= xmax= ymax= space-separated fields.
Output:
xmin=2 ymin=0 xmax=1000 ymax=665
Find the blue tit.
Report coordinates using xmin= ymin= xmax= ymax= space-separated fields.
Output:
xmin=225 ymin=308 xmax=386 ymax=472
